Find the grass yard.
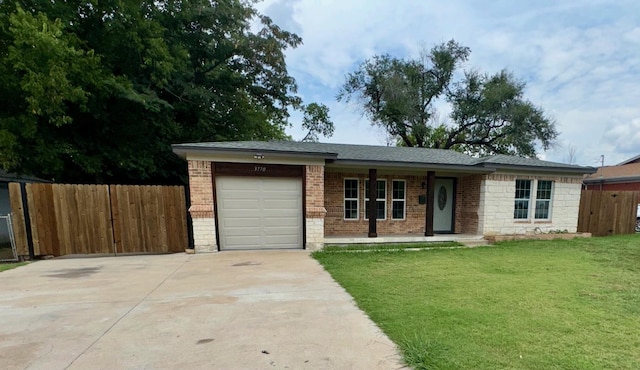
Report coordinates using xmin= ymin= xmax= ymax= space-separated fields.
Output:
xmin=322 ymin=242 xmax=462 ymax=252
xmin=313 ymin=235 xmax=640 ymax=369
xmin=0 ymin=262 xmax=27 ymax=272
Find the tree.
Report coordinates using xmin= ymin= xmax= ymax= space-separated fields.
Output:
xmin=0 ymin=1 xmax=317 ymax=184
xmin=337 ymin=40 xmax=558 ymax=157
xmin=564 ymin=144 xmax=577 ymax=164
xmin=300 ymin=103 xmax=333 ymax=142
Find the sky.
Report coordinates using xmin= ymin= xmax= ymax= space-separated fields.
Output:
xmin=254 ymin=0 xmax=640 ymax=167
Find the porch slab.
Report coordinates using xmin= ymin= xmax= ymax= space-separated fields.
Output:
xmin=324 ymin=234 xmax=486 ymax=245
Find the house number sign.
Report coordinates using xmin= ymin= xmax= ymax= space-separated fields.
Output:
xmin=214 ymin=162 xmax=303 ymax=177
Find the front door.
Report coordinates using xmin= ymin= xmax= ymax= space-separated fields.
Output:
xmin=433 ymin=178 xmax=455 ymax=233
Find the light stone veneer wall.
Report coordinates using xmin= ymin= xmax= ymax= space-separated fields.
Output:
xmin=192 ymin=218 xmax=217 ymax=252
xmin=305 ymin=218 xmax=325 ymax=251
xmin=479 ymin=173 xmax=583 ymax=235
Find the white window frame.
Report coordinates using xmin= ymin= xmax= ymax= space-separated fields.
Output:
xmin=514 ymin=179 xmax=532 ymax=219
xmin=514 ymin=179 xmax=555 ymax=220
xmin=534 ymin=180 xmax=554 ymax=220
xmin=364 ymin=179 xmax=387 ymax=220
xmin=391 ymin=179 xmax=406 ymax=220
xmin=343 ymin=178 xmax=359 ymax=220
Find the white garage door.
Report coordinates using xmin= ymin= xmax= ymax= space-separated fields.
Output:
xmin=216 ymin=176 xmax=303 ymax=250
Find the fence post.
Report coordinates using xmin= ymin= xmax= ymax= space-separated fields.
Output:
xmin=19 ymin=183 xmax=35 ymax=260
xmin=184 ymin=185 xmax=194 ymax=249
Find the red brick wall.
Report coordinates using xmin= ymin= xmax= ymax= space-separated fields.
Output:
xmin=584 ymin=182 xmax=640 ymax=199
xmin=324 ymin=171 xmax=426 ymax=236
xmin=454 ymin=175 xmax=483 ymax=234
xmin=187 ymin=160 xmax=214 ymax=218
xmin=305 ymin=165 xmax=326 ymax=218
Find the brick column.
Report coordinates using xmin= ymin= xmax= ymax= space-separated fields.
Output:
xmin=187 ymin=160 xmax=217 ymax=252
xmin=305 ymin=165 xmax=326 ymax=250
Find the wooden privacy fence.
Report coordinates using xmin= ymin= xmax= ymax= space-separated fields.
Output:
xmin=9 ymin=183 xmax=188 ymax=257
xmin=577 ymin=190 xmax=637 ymax=236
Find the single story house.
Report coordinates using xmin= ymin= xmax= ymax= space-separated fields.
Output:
xmin=583 ymin=154 xmax=640 ymax=198
xmin=172 ymin=141 xmax=595 ymax=252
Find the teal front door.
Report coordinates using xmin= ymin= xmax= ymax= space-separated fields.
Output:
xmin=433 ymin=178 xmax=455 ymax=233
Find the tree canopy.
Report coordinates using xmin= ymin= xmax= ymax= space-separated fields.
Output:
xmin=337 ymin=40 xmax=558 ymax=157
xmin=0 ymin=0 xmax=327 ymax=184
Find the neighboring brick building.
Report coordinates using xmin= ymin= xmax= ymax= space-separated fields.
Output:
xmin=173 ymin=141 xmax=595 ymax=252
xmin=583 ymin=155 xmax=640 ymax=199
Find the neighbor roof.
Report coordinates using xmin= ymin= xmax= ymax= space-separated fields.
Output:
xmin=0 ymin=170 xmax=49 ymax=183
xmin=617 ymin=154 xmax=640 ymax=166
xmin=583 ymin=162 xmax=640 ymax=184
xmin=172 ymin=141 xmax=595 ymax=174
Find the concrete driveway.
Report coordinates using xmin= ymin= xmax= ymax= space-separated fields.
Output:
xmin=0 ymin=251 xmax=402 ymax=369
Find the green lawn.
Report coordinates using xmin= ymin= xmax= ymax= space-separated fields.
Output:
xmin=0 ymin=262 xmax=27 ymax=272
xmin=323 ymin=242 xmax=462 ymax=252
xmin=312 ymin=235 xmax=640 ymax=369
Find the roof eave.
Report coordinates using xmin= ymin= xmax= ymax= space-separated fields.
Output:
xmin=171 ymin=144 xmax=338 ymax=160
xmin=480 ymin=163 xmax=596 ymax=175
xmin=583 ymin=175 xmax=640 ymax=184
xmin=616 ymin=154 xmax=640 ymax=166
xmin=329 ymin=159 xmax=495 ymax=173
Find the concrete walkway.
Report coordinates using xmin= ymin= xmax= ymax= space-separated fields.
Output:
xmin=0 ymin=251 xmax=403 ymax=369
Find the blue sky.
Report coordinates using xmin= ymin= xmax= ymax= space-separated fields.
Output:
xmin=256 ymin=0 xmax=640 ymax=166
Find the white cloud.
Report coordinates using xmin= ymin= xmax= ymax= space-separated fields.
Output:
xmin=603 ymin=118 xmax=640 ymax=155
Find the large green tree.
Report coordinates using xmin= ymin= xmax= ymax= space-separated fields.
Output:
xmin=338 ymin=40 xmax=557 ymax=157
xmin=0 ymin=0 xmax=323 ymax=184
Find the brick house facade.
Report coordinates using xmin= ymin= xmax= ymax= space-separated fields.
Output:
xmin=174 ymin=141 xmax=595 ymax=252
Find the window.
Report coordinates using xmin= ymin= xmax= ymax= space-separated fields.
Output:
xmin=534 ymin=180 xmax=553 ymax=219
xmin=392 ymin=180 xmax=406 ymax=219
xmin=514 ymin=179 xmax=532 ymax=219
xmin=344 ymin=179 xmax=359 ymax=219
xmin=514 ymin=179 xmax=555 ymax=220
xmin=365 ymin=179 xmax=386 ymax=220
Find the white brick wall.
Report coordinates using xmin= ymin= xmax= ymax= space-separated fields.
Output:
xmin=480 ymin=178 xmax=582 ymax=235
xmin=192 ymin=218 xmax=218 ymax=253
xmin=306 ymin=218 xmax=325 ymax=251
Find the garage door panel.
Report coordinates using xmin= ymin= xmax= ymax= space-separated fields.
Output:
xmin=218 ymin=192 xmax=259 ymax=200
xmin=224 ymin=228 xmax=261 ymax=237
xmin=220 ymin=209 xmax=260 ymax=218
xmin=264 ymin=179 xmax=299 ymax=190
xmin=218 ymin=180 xmax=260 ymax=191
xmin=263 ymin=193 xmax=299 ymax=200
xmin=262 ymin=210 xmax=298 ymax=217
xmin=216 ymin=176 xmax=302 ymax=250
xmin=264 ymin=235 xmax=300 ymax=246
xmin=264 ymin=227 xmax=298 ymax=237
xmin=263 ymin=199 xmax=299 ymax=208
xmin=263 ymin=218 xmax=300 ymax=227
xmin=222 ymin=218 xmax=262 ymax=229
xmin=220 ymin=198 xmax=260 ymax=207
xmin=225 ymin=236 xmax=263 ymax=246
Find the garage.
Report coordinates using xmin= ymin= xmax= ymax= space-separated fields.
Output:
xmin=216 ymin=175 xmax=303 ymax=250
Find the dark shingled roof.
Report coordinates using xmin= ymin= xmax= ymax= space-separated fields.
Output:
xmin=172 ymin=141 xmax=595 ymax=174
xmin=473 ymin=154 xmax=592 ymax=171
xmin=0 ymin=170 xmax=49 ymax=183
